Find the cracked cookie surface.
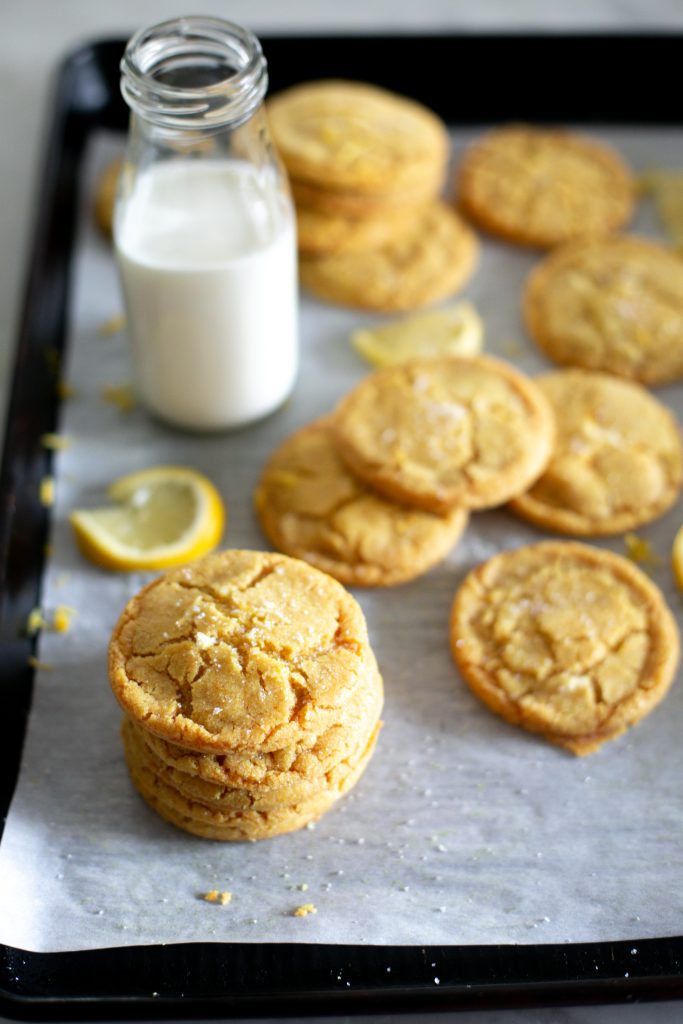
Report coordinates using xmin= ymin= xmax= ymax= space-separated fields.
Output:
xmin=125 ymin=654 xmax=383 ymax=792
xmin=255 ymin=418 xmax=468 ymax=586
xmin=332 ymin=355 xmax=555 ymax=514
xmin=509 ymin=370 xmax=683 ymax=535
xmin=299 ymin=202 xmax=478 ymax=312
xmin=450 ymin=541 xmax=679 ymax=754
xmin=456 ymin=125 xmax=635 ymax=248
xmin=108 ymin=549 xmax=374 ymax=754
xmin=524 ymin=235 xmax=683 ymax=384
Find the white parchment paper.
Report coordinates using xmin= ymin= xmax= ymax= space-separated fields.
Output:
xmin=1 ymin=128 xmax=683 ymax=953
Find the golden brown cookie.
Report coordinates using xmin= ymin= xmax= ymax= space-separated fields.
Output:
xmin=456 ymin=125 xmax=635 ymax=248
xmin=450 ymin=541 xmax=680 ymax=754
xmin=124 ymin=717 xmax=381 ymax=840
xmin=125 ymin=656 xmax=383 ymax=791
xmin=290 ymin=170 xmax=444 ymax=218
xmin=296 ymin=203 xmax=419 ymax=256
xmin=255 ymin=418 xmax=468 ymax=586
xmin=108 ymin=549 xmax=375 ymax=754
xmin=122 ymin=710 xmax=380 ymax=812
xmin=332 ymin=355 xmax=555 ymax=514
xmin=94 ymin=157 xmax=121 ymax=236
xmin=299 ymin=202 xmax=478 ymax=312
xmin=509 ymin=370 xmax=683 ymax=535
xmin=268 ymin=79 xmax=448 ymax=195
xmin=524 ymin=234 xmax=683 ymax=385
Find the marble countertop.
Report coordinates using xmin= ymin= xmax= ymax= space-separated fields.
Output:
xmin=3 ymin=2 xmax=683 ymax=1022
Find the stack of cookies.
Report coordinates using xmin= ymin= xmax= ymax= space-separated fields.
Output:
xmin=108 ymin=549 xmax=383 ymax=840
xmin=267 ymin=79 xmax=478 ymax=311
xmin=255 ymin=354 xmax=555 ymax=585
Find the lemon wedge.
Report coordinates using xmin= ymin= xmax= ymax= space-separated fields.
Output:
xmin=69 ymin=466 xmax=225 ymax=571
xmin=350 ymin=300 xmax=483 ymax=368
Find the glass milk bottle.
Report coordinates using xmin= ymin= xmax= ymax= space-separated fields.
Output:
xmin=114 ymin=17 xmax=298 ymax=431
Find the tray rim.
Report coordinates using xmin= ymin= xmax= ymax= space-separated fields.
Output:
xmin=2 ymin=30 xmax=683 ymax=1019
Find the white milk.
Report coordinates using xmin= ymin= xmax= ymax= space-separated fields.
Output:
xmin=114 ymin=160 xmax=298 ymax=431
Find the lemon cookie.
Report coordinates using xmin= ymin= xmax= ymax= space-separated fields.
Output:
xmin=124 ymin=718 xmax=380 ymax=840
xmin=268 ymin=79 xmax=448 ymax=195
xmin=510 ymin=370 xmax=683 ymax=535
xmin=255 ymin=418 xmax=468 ymax=586
xmin=94 ymin=157 xmax=121 ymax=236
xmin=296 ymin=203 xmax=418 ymax=256
xmin=332 ymin=355 xmax=555 ymax=514
xmin=122 ymin=712 xmax=379 ymax=812
xmin=524 ymin=235 xmax=683 ymax=384
xmin=450 ymin=541 xmax=679 ymax=754
xmin=108 ymin=549 xmax=375 ymax=754
xmin=456 ymin=125 xmax=635 ymax=248
xmin=300 ymin=202 xmax=478 ymax=312
xmin=290 ymin=170 xmax=444 ymax=218
xmin=125 ymin=656 xmax=383 ymax=791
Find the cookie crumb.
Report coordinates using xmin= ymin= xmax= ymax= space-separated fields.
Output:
xmin=202 ymin=890 xmax=232 ymax=905
xmin=293 ymin=903 xmax=317 ymax=917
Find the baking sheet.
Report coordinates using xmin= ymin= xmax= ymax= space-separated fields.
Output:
xmin=1 ymin=127 xmax=683 ymax=954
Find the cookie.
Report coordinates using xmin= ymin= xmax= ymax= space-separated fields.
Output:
xmin=332 ymin=355 xmax=555 ymax=514
xmin=268 ymin=79 xmax=448 ymax=195
xmin=296 ymin=202 xmax=419 ymax=256
xmin=524 ymin=235 xmax=683 ymax=385
xmin=509 ymin=370 xmax=683 ymax=535
xmin=125 ymin=656 xmax=384 ymax=791
xmin=124 ymin=717 xmax=381 ymax=840
xmin=450 ymin=541 xmax=680 ymax=754
xmin=94 ymin=157 xmax=121 ymax=237
xmin=108 ymin=549 xmax=375 ymax=753
xmin=255 ymin=418 xmax=468 ymax=586
xmin=299 ymin=202 xmax=478 ymax=312
xmin=290 ymin=170 xmax=444 ymax=218
xmin=456 ymin=125 xmax=635 ymax=248
xmin=122 ymin=710 xmax=379 ymax=812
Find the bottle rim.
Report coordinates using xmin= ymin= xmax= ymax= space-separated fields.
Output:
xmin=120 ymin=16 xmax=268 ymax=129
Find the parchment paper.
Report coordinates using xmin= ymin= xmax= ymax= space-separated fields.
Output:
xmin=1 ymin=128 xmax=683 ymax=953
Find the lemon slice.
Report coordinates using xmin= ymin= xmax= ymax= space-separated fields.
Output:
xmin=350 ymin=300 xmax=483 ymax=367
xmin=672 ymin=523 xmax=683 ymax=590
xmin=69 ymin=466 xmax=225 ymax=571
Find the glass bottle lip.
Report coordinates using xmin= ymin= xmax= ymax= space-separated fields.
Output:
xmin=120 ymin=16 xmax=268 ymax=130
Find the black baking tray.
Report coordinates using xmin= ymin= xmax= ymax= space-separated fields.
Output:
xmin=2 ymin=32 xmax=683 ymax=1020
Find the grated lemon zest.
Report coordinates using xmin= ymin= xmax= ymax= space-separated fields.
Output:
xmin=624 ymin=532 xmax=662 ymax=566
xmin=102 ymin=384 xmax=136 ymax=413
xmin=41 ymin=433 xmax=71 ymax=451
xmin=39 ymin=476 xmax=55 ymax=507
xmin=27 ymin=656 xmax=54 ymax=672
xmin=98 ymin=314 xmax=127 ymax=337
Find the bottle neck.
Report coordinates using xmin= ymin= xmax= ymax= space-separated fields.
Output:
xmin=120 ymin=16 xmax=268 ymax=132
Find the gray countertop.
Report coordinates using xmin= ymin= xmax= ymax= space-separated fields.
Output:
xmin=3 ymin=2 xmax=683 ymax=1022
